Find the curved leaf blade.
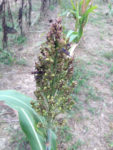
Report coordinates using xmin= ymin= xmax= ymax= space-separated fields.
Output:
xmin=50 ymin=130 xmax=57 ymax=150
xmin=19 ymin=109 xmax=46 ymax=150
xmin=69 ymin=34 xmax=78 ymax=42
xmin=66 ymin=30 xmax=75 ymax=39
xmin=0 ymin=90 xmax=57 ymax=150
xmin=0 ymin=90 xmax=44 ymax=123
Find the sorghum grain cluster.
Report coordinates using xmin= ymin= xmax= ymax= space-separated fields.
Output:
xmin=31 ymin=18 xmax=76 ymax=126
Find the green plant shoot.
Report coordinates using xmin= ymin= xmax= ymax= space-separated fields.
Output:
xmin=67 ymin=0 xmax=97 ymax=43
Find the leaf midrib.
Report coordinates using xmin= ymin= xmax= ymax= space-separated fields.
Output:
xmin=21 ymin=109 xmax=44 ymax=150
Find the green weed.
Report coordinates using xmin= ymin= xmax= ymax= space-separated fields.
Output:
xmin=58 ymin=126 xmax=73 ymax=143
xmin=73 ymin=59 xmax=90 ymax=95
xmin=60 ymin=0 xmax=72 ymax=10
xmin=108 ymin=2 xmax=113 ymax=16
xmin=109 ymin=114 xmax=113 ymax=121
xmin=73 ymin=59 xmax=96 ymax=95
xmin=0 ymin=48 xmax=15 ymax=65
xmin=88 ymin=106 xmax=97 ymax=115
xmin=49 ymin=5 xmax=55 ymax=11
xmin=87 ymin=86 xmax=102 ymax=101
xmin=10 ymin=129 xmax=30 ymax=150
xmin=110 ymin=65 xmax=113 ymax=74
xmin=104 ymin=131 xmax=113 ymax=149
xmin=15 ymin=58 xmax=27 ymax=66
xmin=68 ymin=140 xmax=83 ymax=150
xmin=16 ymin=35 xmax=27 ymax=45
xmin=89 ymin=11 xmax=105 ymax=27
xmin=110 ymin=83 xmax=113 ymax=90
xmin=0 ymin=48 xmax=28 ymax=66
xmin=58 ymin=126 xmax=83 ymax=150
xmin=109 ymin=142 xmax=113 ymax=148
xmin=105 ymin=72 xmax=111 ymax=79
xmin=103 ymin=51 xmax=113 ymax=60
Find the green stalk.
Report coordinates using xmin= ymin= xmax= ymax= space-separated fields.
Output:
xmin=46 ymin=128 xmax=51 ymax=150
xmin=46 ymin=42 xmax=59 ymax=150
xmin=46 ymin=120 xmax=52 ymax=150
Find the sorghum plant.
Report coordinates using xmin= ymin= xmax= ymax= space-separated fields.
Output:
xmin=31 ymin=18 xmax=76 ymax=148
xmin=0 ymin=19 xmax=76 ymax=150
xmin=67 ymin=0 xmax=97 ymax=43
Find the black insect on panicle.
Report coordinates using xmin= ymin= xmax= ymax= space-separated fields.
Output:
xmin=32 ymin=64 xmax=46 ymax=82
xmin=34 ymin=69 xmax=45 ymax=81
xmin=62 ymin=48 xmax=70 ymax=56
xmin=59 ymin=48 xmax=70 ymax=56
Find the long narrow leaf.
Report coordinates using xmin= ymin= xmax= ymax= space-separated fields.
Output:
xmin=84 ymin=5 xmax=97 ymax=17
xmin=0 ymin=90 xmax=44 ymax=123
xmin=0 ymin=90 xmax=57 ymax=150
xmin=19 ymin=109 xmax=46 ymax=150
xmin=50 ymin=130 xmax=57 ymax=150
xmin=86 ymin=0 xmax=91 ymax=7
xmin=70 ymin=0 xmax=76 ymax=10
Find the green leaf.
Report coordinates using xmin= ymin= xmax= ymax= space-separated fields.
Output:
xmin=70 ymin=9 xmax=76 ymax=18
xmin=76 ymin=2 xmax=80 ymax=19
xmin=81 ymin=5 xmax=97 ymax=26
xmin=110 ymin=142 xmax=113 ymax=148
xmin=45 ymin=129 xmax=57 ymax=150
xmin=70 ymin=0 xmax=76 ymax=10
xmin=108 ymin=3 xmax=112 ymax=10
xmin=66 ymin=30 xmax=74 ymax=39
xmin=50 ymin=130 xmax=57 ymax=150
xmin=110 ymin=9 xmax=113 ymax=16
xmin=0 ymin=90 xmax=43 ymax=123
xmin=79 ymin=0 xmax=83 ymax=12
xmin=86 ymin=0 xmax=92 ymax=8
xmin=69 ymin=34 xmax=78 ymax=43
xmin=84 ymin=5 xmax=97 ymax=17
xmin=0 ymin=90 xmax=57 ymax=150
xmin=77 ymin=25 xmax=83 ymax=42
xmin=0 ymin=90 xmax=46 ymax=150
xmin=19 ymin=109 xmax=46 ymax=150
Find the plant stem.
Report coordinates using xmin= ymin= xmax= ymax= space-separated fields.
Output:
xmin=46 ymin=128 xmax=51 ymax=150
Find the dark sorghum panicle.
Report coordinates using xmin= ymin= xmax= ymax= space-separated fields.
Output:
xmin=31 ymin=18 xmax=77 ymax=126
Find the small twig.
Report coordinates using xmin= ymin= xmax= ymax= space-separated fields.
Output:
xmin=105 ymin=39 xmax=113 ymax=47
xmin=0 ymin=112 xmax=14 ymax=116
xmin=31 ymin=15 xmax=39 ymax=26
xmin=0 ymin=119 xmax=19 ymax=123
xmin=26 ymin=31 xmax=46 ymax=33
